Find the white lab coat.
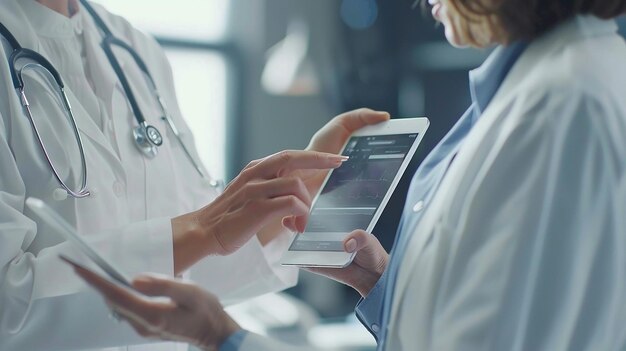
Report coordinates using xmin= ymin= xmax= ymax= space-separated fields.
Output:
xmin=0 ymin=1 xmax=296 ymax=351
xmin=232 ymin=15 xmax=626 ymax=351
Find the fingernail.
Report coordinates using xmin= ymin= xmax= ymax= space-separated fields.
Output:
xmin=330 ymin=156 xmax=349 ymax=166
xmin=345 ymin=239 xmax=357 ymax=253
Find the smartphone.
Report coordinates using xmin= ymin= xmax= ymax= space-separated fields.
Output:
xmin=58 ymin=253 xmax=133 ymax=289
xmin=25 ymin=197 xmax=133 ymax=288
xmin=280 ymin=117 xmax=430 ymax=268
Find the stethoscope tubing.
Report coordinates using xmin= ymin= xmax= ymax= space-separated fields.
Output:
xmin=100 ymin=35 xmax=156 ymax=135
xmin=2 ymin=22 xmax=90 ymax=198
xmin=17 ymin=68 xmax=90 ymax=198
xmin=0 ymin=1 xmax=216 ymax=200
xmin=83 ymin=0 xmax=209 ymax=177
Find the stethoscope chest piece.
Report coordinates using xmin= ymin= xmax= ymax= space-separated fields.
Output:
xmin=133 ymin=123 xmax=162 ymax=158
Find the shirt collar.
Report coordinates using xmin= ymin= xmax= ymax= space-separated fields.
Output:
xmin=19 ymin=0 xmax=84 ymax=38
xmin=468 ymin=15 xmax=618 ymax=124
xmin=469 ymin=41 xmax=527 ymax=124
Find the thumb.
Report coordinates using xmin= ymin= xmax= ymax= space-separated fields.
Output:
xmin=339 ymin=109 xmax=390 ymax=132
xmin=343 ymin=230 xmax=387 ymax=270
xmin=343 ymin=230 xmax=377 ymax=253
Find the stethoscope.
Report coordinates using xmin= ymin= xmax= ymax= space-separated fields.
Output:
xmin=0 ymin=0 xmax=221 ymax=199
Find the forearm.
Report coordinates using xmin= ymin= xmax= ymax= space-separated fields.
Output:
xmin=172 ymin=211 xmax=220 ymax=275
xmin=172 ymin=209 xmax=292 ymax=275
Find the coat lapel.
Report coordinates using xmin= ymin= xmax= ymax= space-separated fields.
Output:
xmin=63 ymin=86 xmax=123 ymax=164
xmin=386 ymin=63 xmax=523 ymax=342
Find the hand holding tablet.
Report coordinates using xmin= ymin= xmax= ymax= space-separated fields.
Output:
xmin=281 ymin=117 xmax=429 ymax=268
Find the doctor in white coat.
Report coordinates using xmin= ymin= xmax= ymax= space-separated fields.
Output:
xmin=72 ymin=0 xmax=626 ymax=350
xmin=0 ymin=0 xmax=391 ymax=350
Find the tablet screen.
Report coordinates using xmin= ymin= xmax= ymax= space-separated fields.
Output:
xmin=289 ymin=133 xmax=418 ymax=252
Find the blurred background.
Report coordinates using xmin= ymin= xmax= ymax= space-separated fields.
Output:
xmin=93 ymin=1 xmax=626 ymax=349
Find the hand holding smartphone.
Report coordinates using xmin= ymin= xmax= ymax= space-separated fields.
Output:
xmin=25 ymin=197 xmax=133 ymax=289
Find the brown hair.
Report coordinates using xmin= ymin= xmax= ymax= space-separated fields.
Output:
xmin=428 ymin=0 xmax=626 ymax=42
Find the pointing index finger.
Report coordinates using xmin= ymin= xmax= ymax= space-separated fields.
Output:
xmin=248 ymin=150 xmax=348 ymax=180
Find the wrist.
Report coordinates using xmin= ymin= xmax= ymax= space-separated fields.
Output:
xmin=172 ymin=211 xmax=222 ymax=274
xmin=354 ymin=256 xmax=388 ymax=297
xmin=203 ymin=310 xmax=242 ymax=350
xmin=354 ymin=271 xmax=383 ymax=297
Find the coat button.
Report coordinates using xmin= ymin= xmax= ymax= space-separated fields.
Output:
xmin=371 ymin=323 xmax=380 ymax=333
xmin=113 ymin=181 xmax=125 ymax=198
xmin=412 ymin=200 xmax=424 ymax=212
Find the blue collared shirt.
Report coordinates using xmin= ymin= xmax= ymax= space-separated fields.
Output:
xmin=219 ymin=329 xmax=248 ymax=351
xmin=219 ymin=41 xmax=527 ymax=351
xmin=355 ymin=42 xmax=527 ymax=349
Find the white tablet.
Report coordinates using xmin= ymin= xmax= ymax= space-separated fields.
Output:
xmin=25 ymin=197 xmax=133 ymax=288
xmin=280 ymin=117 xmax=429 ymax=268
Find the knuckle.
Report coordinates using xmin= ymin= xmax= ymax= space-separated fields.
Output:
xmin=274 ymin=151 xmax=294 ymax=177
xmin=313 ymin=151 xmax=323 ymax=163
xmin=285 ymin=177 xmax=301 ymax=190
xmin=375 ymin=255 xmax=388 ymax=274
xmin=277 ymin=150 xmax=292 ymax=162
xmin=338 ymin=113 xmax=352 ymax=123
xmin=285 ymin=195 xmax=300 ymax=208
xmin=239 ymin=167 xmax=253 ymax=181
xmin=246 ymin=159 xmax=260 ymax=169
xmin=356 ymin=229 xmax=368 ymax=237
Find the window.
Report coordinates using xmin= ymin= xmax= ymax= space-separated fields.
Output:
xmin=92 ymin=0 xmax=231 ymax=180
xmin=164 ymin=50 xmax=228 ymax=180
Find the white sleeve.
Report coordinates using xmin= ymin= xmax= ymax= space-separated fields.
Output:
xmin=190 ymin=230 xmax=298 ymax=306
xmin=118 ymin=21 xmax=300 ymax=305
xmin=429 ymin=91 xmax=626 ymax=350
xmin=0 ymin=111 xmax=174 ymax=350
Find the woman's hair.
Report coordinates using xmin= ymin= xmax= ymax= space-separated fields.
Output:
xmin=433 ymin=0 xmax=626 ymax=42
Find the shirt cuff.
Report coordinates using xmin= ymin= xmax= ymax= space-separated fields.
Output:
xmin=258 ymin=230 xmax=298 ymax=287
xmin=219 ymin=330 xmax=249 ymax=351
xmin=189 ymin=235 xmax=296 ymax=306
xmin=355 ymin=271 xmax=387 ymax=341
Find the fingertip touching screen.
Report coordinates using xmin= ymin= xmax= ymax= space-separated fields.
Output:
xmin=290 ymin=133 xmax=418 ymax=251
